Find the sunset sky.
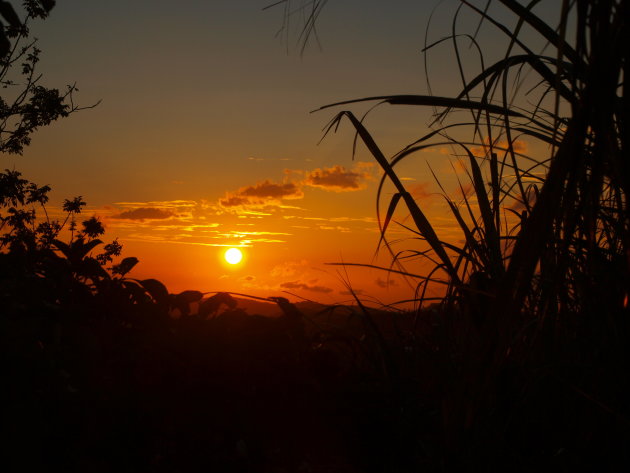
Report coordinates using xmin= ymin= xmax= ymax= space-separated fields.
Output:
xmin=8 ymin=1 xmax=556 ymax=307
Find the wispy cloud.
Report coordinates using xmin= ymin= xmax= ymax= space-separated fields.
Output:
xmin=218 ymin=231 xmax=291 ymax=237
xmin=106 ymin=200 xmax=200 ymax=222
xmin=318 ymin=225 xmax=351 ymax=232
xmin=110 ymin=207 xmax=177 ymax=221
xmin=270 ymin=260 xmax=309 ymax=278
xmin=114 ymin=200 xmax=197 ymax=209
xmin=283 ymin=215 xmax=375 ymax=223
xmin=280 ymin=280 xmax=333 ymax=294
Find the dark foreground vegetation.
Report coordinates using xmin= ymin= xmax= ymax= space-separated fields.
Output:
xmin=2 ymin=0 xmax=630 ymax=472
xmin=2 ymin=172 xmax=628 ymax=472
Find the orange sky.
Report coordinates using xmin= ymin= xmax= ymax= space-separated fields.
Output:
xmin=6 ymin=1 xmax=556 ymax=308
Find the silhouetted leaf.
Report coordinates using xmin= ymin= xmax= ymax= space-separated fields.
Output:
xmin=198 ymin=292 xmax=237 ymax=318
xmin=175 ymin=290 xmax=204 ymax=303
xmin=78 ymin=257 xmax=110 ymax=281
xmin=268 ymin=296 xmax=302 ymax=319
xmin=121 ymin=280 xmax=150 ymax=304
xmin=112 ymin=256 xmax=139 ymax=277
xmin=39 ymin=0 xmax=55 ymax=13
xmin=52 ymin=239 xmax=71 ymax=259
xmin=73 ymin=238 xmax=103 ymax=261
xmin=138 ymin=278 xmax=170 ymax=306
xmin=171 ymin=290 xmax=205 ymax=317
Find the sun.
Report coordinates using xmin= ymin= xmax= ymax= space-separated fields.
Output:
xmin=224 ymin=247 xmax=243 ymax=265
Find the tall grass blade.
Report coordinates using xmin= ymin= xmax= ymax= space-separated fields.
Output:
xmin=377 ymin=192 xmax=402 ymax=253
xmin=315 ymin=94 xmax=525 ymax=117
xmin=325 ymin=111 xmax=461 ymax=285
xmin=498 ymin=0 xmax=580 ymax=65
xmin=461 ymin=144 xmax=502 ymax=275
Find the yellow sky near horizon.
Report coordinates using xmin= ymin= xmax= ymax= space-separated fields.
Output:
xmin=48 ymin=158 xmax=448 ymax=305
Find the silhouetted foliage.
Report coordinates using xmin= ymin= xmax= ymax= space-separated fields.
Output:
xmin=0 ymin=1 xmax=85 ymax=155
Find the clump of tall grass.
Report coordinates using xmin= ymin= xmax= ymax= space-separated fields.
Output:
xmin=275 ymin=0 xmax=629 ymax=469
xmin=273 ymin=0 xmax=627 ymax=316
xmin=322 ymin=0 xmax=627 ymax=318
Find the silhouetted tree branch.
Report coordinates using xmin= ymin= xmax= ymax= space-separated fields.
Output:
xmin=0 ymin=1 xmax=94 ymax=155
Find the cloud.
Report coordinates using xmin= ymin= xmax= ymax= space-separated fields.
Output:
xmin=304 ymin=165 xmax=370 ymax=192
xmin=220 ymin=180 xmax=303 ymax=208
xmin=271 ymin=260 xmax=309 ymax=278
xmin=219 ymin=231 xmax=291 ymax=237
xmin=375 ymin=277 xmax=398 ymax=288
xmin=219 ymin=195 xmax=250 ymax=207
xmin=110 ymin=207 xmax=176 ymax=221
xmin=114 ymin=200 xmax=196 ymax=209
xmin=329 ymin=216 xmax=376 ymax=223
xmin=219 ymin=163 xmax=374 ymax=212
xmin=410 ymin=182 xmax=433 ymax=201
xmin=241 ymin=181 xmax=302 ymax=199
xmin=280 ymin=280 xmax=333 ymax=294
xmin=102 ymin=197 xmax=293 ymax=249
xmin=318 ymin=225 xmax=351 ymax=232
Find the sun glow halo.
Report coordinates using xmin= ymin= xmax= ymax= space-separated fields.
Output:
xmin=224 ymin=247 xmax=243 ymax=265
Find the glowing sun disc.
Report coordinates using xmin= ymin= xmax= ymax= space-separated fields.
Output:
xmin=224 ymin=247 xmax=243 ymax=265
